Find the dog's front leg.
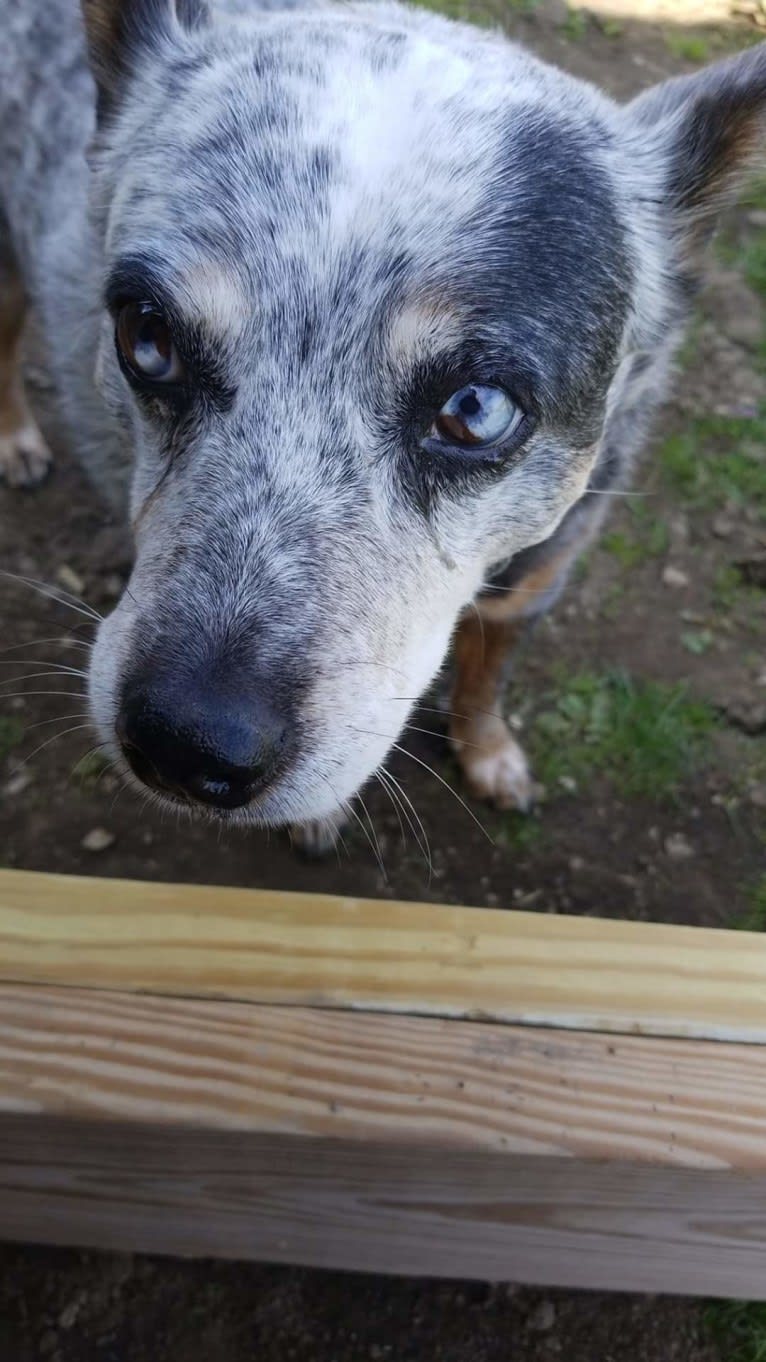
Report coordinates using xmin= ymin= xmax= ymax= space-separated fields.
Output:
xmin=0 ymin=245 xmax=53 ymax=489
xmin=449 ymin=542 xmax=583 ymax=811
xmin=450 ymin=608 xmax=534 ymax=812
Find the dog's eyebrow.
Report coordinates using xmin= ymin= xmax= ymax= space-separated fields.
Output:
xmin=105 ymin=255 xmax=181 ymax=315
xmin=387 ymin=300 xmax=465 ymax=362
xmin=104 ymin=253 xmax=248 ymax=338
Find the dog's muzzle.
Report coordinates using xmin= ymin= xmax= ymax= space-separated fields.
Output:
xmin=116 ymin=674 xmax=292 ymax=810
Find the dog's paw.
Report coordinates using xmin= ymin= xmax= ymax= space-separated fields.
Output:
xmin=0 ymin=421 xmax=53 ymax=489
xmin=451 ymin=715 xmax=534 ymax=812
xmin=291 ymin=810 xmax=348 ymax=858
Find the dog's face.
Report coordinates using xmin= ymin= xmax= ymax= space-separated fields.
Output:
xmin=84 ymin=0 xmax=766 ymax=825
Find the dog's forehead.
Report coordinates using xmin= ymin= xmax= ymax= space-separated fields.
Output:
xmin=115 ymin=13 xmax=617 ymax=282
xmin=107 ymin=10 xmax=629 ymax=402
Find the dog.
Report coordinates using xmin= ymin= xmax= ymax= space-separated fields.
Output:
xmin=1 ymin=0 xmax=765 ymax=848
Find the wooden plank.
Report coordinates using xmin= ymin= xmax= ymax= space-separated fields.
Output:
xmin=3 ymin=984 xmax=766 ymax=1295
xmin=2 ymin=868 xmax=766 ymax=1042
xmin=4 ymin=982 xmax=766 ymax=1165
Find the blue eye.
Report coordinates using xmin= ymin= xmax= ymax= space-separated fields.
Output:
xmin=431 ymin=385 xmax=523 ymax=449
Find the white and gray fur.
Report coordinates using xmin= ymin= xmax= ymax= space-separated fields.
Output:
xmin=1 ymin=0 xmax=765 ymax=829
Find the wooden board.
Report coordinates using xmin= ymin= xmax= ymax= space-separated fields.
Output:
xmin=2 ymin=983 xmax=766 ymax=1296
xmin=3 ymin=866 xmax=766 ymax=1296
xmin=3 ymin=867 xmax=766 ymax=1042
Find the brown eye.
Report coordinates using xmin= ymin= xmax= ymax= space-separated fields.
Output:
xmin=116 ymin=302 xmax=184 ymax=384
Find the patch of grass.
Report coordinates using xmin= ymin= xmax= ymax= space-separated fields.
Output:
xmin=660 ymin=413 xmax=766 ymax=517
xmin=716 ymin=176 xmax=766 ymax=273
xmin=676 ymin=310 xmax=704 ymax=371
xmin=681 ymin=629 xmax=714 ymax=656
xmin=735 ymin=176 xmax=766 ymax=296
xmin=601 ymin=503 xmax=669 ymax=570
xmin=559 ymin=7 xmax=588 ymax=40
xmin=715 ymin=25 xmax=766 ymax=55
xmin=528 ymin=671 xmax=717 ymax=800
xmin=410 ymin=0 xmax=536 ymax=20
xmin=734 ymin=876 xmax=766 ymax=933
xmin=71 ymin=749 xmax=112 ymax=787
xmin=601 ymin=532 xmax=640 ymax=568
xmin=0 ymin=715 xmax=23 ymax=761
xmin=494 ymin=810 xmax=543 ymax=853
xmin=663 ymin=30 xmax=710 ymax=63
xmin=745 ymin=233 xmax=766 ymax=301
xmin=713 ymin=563 xmax=743 ymax=609
xmin=711 ymin=563 xmax=765 ymax=616
xmin=706 ymin=1299 xmax=766 ymax=1362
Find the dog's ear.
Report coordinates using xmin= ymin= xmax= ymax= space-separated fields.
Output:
xmin=81 ymin=0 xmax=209 ymax=118
xmin=627 ymin=43 xmax=766 ymax=259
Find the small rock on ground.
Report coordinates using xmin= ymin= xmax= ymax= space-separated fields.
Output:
xmin=81 ymin=827 xmax=116 ymax=853
xmin=56 ymin=564 xmax=86 ymax=597
xmin=3 ymin=769 xmax=32 ymax=798
xmin=527 ymin=1300 xmax=556 ymax=1333
xmin=664 ymin=833 xmax=695 ymax=861
xmin=662 ymin=565 xmax=690 ymax=590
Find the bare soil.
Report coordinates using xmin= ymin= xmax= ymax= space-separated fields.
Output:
xmin=1 ymin=6 xmax=765 ymax=1360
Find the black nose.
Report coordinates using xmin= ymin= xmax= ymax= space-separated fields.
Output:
xmin=116 ymin=678 xmax=289 ymax=810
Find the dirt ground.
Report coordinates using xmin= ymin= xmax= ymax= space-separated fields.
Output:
xmin=2 ymin=4 xmax=766 ymax=1361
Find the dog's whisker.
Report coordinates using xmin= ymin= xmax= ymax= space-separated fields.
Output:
xmin=0 ymin=662 xmax=88 ymax=677
xmin=68 ymin=741 xmax=112 ymax=785
xmin=346 ymin=720 xmax=489 ymax=847
xmin=335 ymin=659 xmax=408 ymax=679
xmin=0 ymin=570 xmax=104 ymax=625
xmin=391 ymin=700 xmax=511 ymax=726
xmin=584 ymin=489 xmax=651 ymax=498
xmin=391 ymin=742 xmax=494 ymax=845
xmin=109 ymin=775 xmax=134 ymax=817
xmin=353 ymin=789 xmax=387 ymax=880
xmin=0 ymin=689 xmax=88 ymax=701
xmin=0 ymin=636 xmax=93 ymax=656
xmin=333 ymin=821 xmax=350 ymax=865
xmin=476 ymin=583 xmax=542 ymax=594
xmin=402 ymin=722 xmax=484 ymax=751
xmin=379 ymin=764 xmax=432 ymax=878
xmin=22 ymin=711 xmax=92 ymax=735
xmin=321 ymin=774 xmax=386 ymax=877
xmin=15 ymin=721 xmax=96 ymax=770
xmin=374 ymin=767 xmax=406 ymax=848
xmin=0 ymin=657 xmax=88 ymax=671
xmin=375 ymin=765 xmax=432 ymax=882
xmin=348 ymin=717 xmax=482 ymax=752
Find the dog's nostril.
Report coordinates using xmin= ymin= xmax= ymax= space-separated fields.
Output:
xmin=119 ymin=737 xmax=182 ymax=800
xmin=116 ymin=679 xmax=290 ymax=811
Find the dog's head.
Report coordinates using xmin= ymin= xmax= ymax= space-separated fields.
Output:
xmin=84 ymin=0 xmax=766 ymax=825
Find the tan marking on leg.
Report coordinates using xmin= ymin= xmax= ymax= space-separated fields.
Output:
xmin=450 ymin=612 xmax=533 ymax=810
xmin=0 ymin=270 xmax=53 ymax=489
xmin=450 ymin=547 xmax=580 ymax=810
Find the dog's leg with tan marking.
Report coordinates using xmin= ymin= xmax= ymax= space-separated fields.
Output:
xmin=450 ymin=534 xmax=590 ymax=810
xmin=0 ymin=240 xmax=53 ymax=489
xmin=451 ymin=608 xmax=532 ymax=810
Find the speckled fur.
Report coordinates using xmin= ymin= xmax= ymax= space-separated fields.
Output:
xmin=1 ymin=0 xmax=764 ymax=828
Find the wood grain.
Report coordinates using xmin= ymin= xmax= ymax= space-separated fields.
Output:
xmin=2 ymin=868 xmax=766 ymax=1042
xmin=5 ymin=982 xmax=766 ymax=1166
xmin=3 ymin=984 xmax=766 ymax=1295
